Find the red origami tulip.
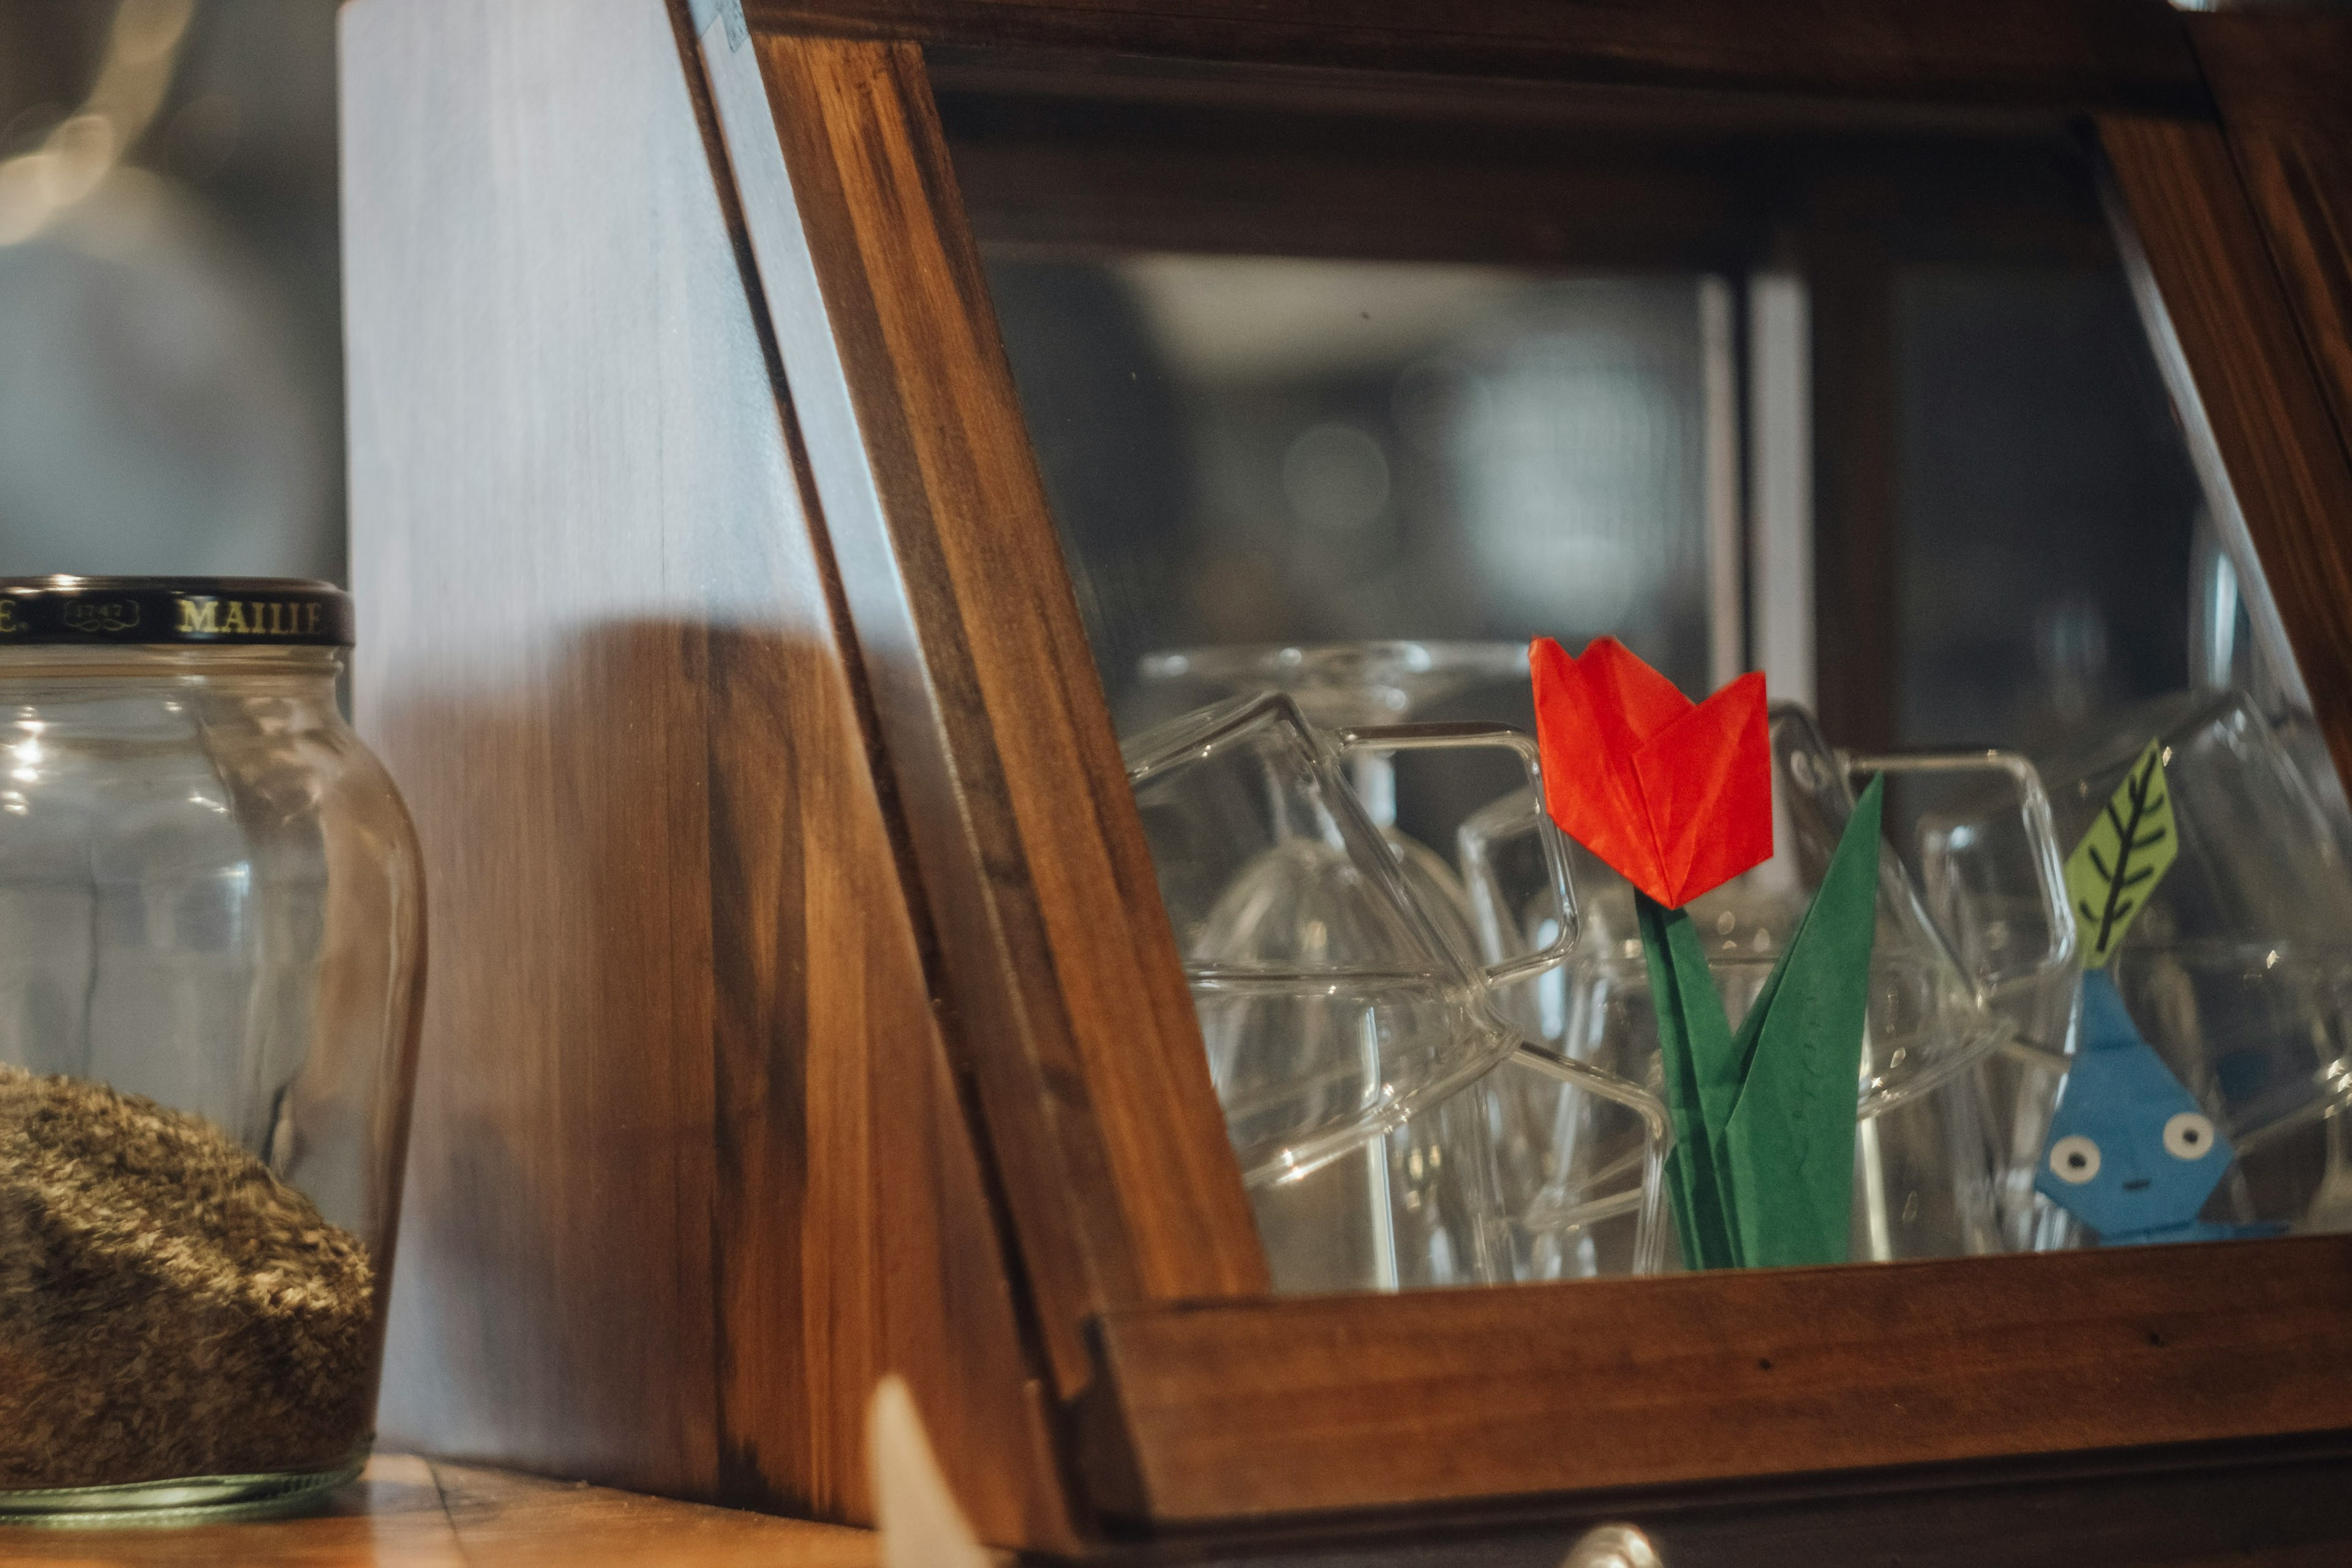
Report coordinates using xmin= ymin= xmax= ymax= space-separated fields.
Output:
xmin=1530 ymin=636 xmax=1773 ymax=910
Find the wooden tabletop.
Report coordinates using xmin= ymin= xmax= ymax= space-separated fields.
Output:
xmin=0 ymin=1457 xmax=881 ymax=1567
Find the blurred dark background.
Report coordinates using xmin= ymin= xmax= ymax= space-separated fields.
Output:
xmin=0 ymin=0 xmax=342 ymax=584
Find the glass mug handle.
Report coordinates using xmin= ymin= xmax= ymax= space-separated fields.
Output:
xmin=1331 ymin=721 xmax=1577 ymax=989
xmin=1839 ymin=749 xmax=2077 ymax=1057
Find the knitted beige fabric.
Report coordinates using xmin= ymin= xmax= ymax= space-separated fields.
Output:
xmin=0 ymin=1066 xmax=374 ymax=1489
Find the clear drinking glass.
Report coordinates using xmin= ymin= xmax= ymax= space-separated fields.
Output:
xmin=1138 ymin=641 xmax=1531 ymax=968
xmin=1245 ymin=1075 xmax=1512 ymax=1293
xmin=1139 ymin=643 xmax=1671 ymax=1280
xmin=1455 ymin=789 xmax=1673 ymax=1278
xmin=0 ymin=578 xmax=423 ymax=1523
xmin=1123 ymin=689 xmax=1668 ymax=1288
xmin=1125 ymin=690 xmax=1582 ymax=1178
xmin=1912 ymin=755 xmax=2090 ymax=1251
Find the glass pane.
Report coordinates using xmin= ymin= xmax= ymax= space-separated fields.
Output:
xmin=943 ymin=66 xmax=2352 ymax=1287
xmin=1896 ymin=268 xmax=2203 ymax=751
xmin=989 ymin=256 xmax=1726 ymax=723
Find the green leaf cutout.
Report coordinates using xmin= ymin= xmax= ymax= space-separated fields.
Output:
xmin=2063 ymin=738 xmax=2176 ymax=967
xmin=1715 ymin=774 xmax=1883 ymax=1268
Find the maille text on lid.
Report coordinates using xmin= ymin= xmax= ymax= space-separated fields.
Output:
xmin=0 ymin=578 xmax=352 ymax=646
xmin=176 ymin=597 xmax=328 ymax=638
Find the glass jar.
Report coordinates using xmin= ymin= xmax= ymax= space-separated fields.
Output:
xmin=0 ymin=577 xmax=423 ymax=1523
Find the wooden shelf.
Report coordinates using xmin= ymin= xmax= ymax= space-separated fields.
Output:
xmin=0 ymin=1457 xmax=880 ymax=1567
xmin=16 ymin=1447 xmax=2352 ymax=1567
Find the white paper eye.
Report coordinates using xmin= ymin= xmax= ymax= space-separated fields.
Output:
xmin=2164 ymin=1112 xmax=2218 ymax=1161
xmin=2049 ymin=1134 xmax=2102 ymax=1185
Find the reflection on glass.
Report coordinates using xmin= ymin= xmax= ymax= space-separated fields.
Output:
xmin=1896 ymin=268 xmax=2203 ymax=753
xmin=991 ymin=257 xmax=1728 ymax=724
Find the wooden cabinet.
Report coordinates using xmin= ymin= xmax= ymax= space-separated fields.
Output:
xmin=340 ymin=0 xmax=2352 ymax=1557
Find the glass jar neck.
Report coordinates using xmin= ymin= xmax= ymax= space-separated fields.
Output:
xmin=0 ymin=644 xmax=346 ymax=685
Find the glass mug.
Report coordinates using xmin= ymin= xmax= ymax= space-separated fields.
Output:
xmin=1854 ymin=747 xmax=2080 ymax=1257
xmin=1911 ymin=755 xmax=2103 ymax=1253
xmin=1123 ymin=691 xmax=1667 ymax=1289
xmin=1464 ymin=704 xmax=2073 ymax=1265
xmin=1136 ymin=641 xmax=1532 ymax=990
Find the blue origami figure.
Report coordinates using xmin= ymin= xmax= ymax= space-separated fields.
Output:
xmin=2037 ymin=970 xmax=2244 ymax=1245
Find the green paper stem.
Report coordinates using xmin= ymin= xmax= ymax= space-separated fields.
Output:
xmin=1635 ymin=893 xmax=1739 ymax=1270
xmin=1630 ymin=775 xmax=1887 ymax=1271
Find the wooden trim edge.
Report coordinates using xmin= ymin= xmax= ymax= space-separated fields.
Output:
xmin=1085 ymin=1236 xmax=2352 ymax=1525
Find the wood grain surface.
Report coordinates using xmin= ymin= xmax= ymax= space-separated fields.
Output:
xmin=1084 ymin=1237 xmax=2352 ymax=1524
xmin=13 ymin=1450 xmax=2352 ymax=1567
xmin=341 ymin=0 xmax=1070 ymax=1544
xmin=695 ymin=23 xmax=1270 ymax=1403
xmin=740 ymin=0 xmax=2209 ymax=114
xmin=939 ymin=67 xmax=2113 ymax=275
xmin=2191 ymin=14 xmax=2352 ymax=469
xmin=2101 ymin=112 xmax=2352 ymax=796
xmin=1148 ymin=1444 xmax=2352 ymax=1567
xmin=0 ymin=1457 xmax=883 ymax=1567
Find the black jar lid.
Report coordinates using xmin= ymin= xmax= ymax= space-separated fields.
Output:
xmin=0 ymin=576 xmax=353 ymax=647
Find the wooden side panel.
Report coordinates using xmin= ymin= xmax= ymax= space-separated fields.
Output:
xmin=693 ymin=26 xmax=1269 ymax=1396
xmin=2101 ymin=114 xmax=2352 ymax=793
xmin=1087 ymin=1238 xmax=2352 ymax=1525
xmin=341 ymin=0 xmax=1072 ymax=1544
xmin=2192 ymin=15 xmax=2352 ymax=464
xmin=742 ymin=0 xmax=2209 ymax=113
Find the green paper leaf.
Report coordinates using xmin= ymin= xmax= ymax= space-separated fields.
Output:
xmin=2064 ymin=738 xmax=2176 ymax=967
xmin=1716 ymin=774 xmax=1885 ymax=1268
xmin=1636 ymin=893 xmax=1741 ymax=1271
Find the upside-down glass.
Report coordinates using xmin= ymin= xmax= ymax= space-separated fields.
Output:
xmin=1912 ymin=754 xmax=2094 ymax=1251
xmin=1128 ymin=690 xmax=1566 ymax=1175
xmin=1257 ymin=1033 xmax=1670 ymax=1291
xmin=1452 ymin=790 xmax=1675 ymax=1279
xmin=1245 ymin=1068 xmax=1512 ymax=1292
xmin=1139 ymin=642 xmax=1668 ymax=1276
xmin=1122 ymin=690 xmax=1668 ymax=1287
xmin=1137 ymin=641 xmax=1530 ymax=972
xmin=0 ymin=577 xmax=423 ymax=1523
xmin=1464 ymin=704 xmax=2073 ymax=1265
